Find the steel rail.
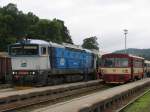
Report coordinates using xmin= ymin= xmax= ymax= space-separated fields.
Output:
xmin=0 ymin=80 xmax=105 ymax=112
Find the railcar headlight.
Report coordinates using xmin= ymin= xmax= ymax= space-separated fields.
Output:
xmin=12 ymin=72 xmax=15 ymax=75
xmin=32 ymin=72 xmax=35 ymax=75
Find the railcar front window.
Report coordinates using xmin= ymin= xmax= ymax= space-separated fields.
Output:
xmin=102 ymin=58 xmax=128 ymax=67
xmin=10 ymin=45 xmax=38 ymax=56
xmin=102 ymin=58 xmax=115 ymax=67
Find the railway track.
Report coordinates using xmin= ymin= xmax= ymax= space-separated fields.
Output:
xmin=0 ymin=80 xmax=105 ymax=112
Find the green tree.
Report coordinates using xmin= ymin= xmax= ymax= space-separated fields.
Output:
xmin=0 ymin=3 xmax=73 ymax=51
xmin=27 ymin=19 xmax=73 ymax=44
xmin=82 ymin=36 xmax=99 ymax=50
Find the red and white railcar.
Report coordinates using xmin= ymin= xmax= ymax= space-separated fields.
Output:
xmin=101 ymin=53 xmax=144 ymax=84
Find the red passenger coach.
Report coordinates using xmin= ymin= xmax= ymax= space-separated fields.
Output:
xmin=0 ymin=56 xmax=11 ymax=83
xmin=101 ymin=53 xmax=144 ymax=84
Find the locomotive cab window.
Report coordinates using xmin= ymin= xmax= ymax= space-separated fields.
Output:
xmin=24 ymin=46 xmax=38 ymax=55
xmin=9 ymin=45 xmax=38 ymax=56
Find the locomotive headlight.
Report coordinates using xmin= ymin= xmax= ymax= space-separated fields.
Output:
xmin=32 ymin=72 xmax=35 ymax=75
xmin=12 ymin=72 xmax=17 ymax=75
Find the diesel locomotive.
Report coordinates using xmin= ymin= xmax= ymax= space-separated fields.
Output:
xmin=8 ymin=39 xmax=98 ymax=85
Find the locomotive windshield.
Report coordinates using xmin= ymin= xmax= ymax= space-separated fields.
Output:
xmin=102 ymin=58 xmax=128 ymax=67
xmin=9 ymin=45 xmax=38 ymax=56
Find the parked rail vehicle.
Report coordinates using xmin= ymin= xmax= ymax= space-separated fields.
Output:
xmin=8 ymin=39 xmax=98 ymax=85
xmin=0 ymin=55 xmax=11 ymax=83
xmin=144 ymin=60 xmax=150 ymax=77
xmin=100 ymin=53 xmax=144 ymax=84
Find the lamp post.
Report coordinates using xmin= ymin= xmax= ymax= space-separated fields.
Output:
xmin=123 ymin=29 xmax=128 ymax=54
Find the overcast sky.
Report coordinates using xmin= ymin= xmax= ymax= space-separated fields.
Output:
xmin=0 ymin=0 xmax=150 ymax=52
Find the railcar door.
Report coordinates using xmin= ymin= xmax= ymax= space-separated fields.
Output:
xmin=130 ymin=58 xmax=134 ymax=80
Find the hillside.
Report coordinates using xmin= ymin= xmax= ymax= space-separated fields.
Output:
xmin=114 ymin=48 xmax=150 ymax=60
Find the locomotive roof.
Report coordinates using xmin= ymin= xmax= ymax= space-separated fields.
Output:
xmin=29 ymin=39 xmax=50 ymax=45
xmin=13 ymin=39 xmax=99 ymax=54
xmin=14 ymin=39 xmax=63 ymax=48
xmin=62 ymin=43 xmax=82 ymax=50
xmin=15 ymin=39 xmax=50 ymax=45
xmin=49 ymin=42 xmax=65 ymax=48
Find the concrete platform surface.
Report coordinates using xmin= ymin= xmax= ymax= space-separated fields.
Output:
xmin=0 ymin=80 xmax=102 ymax=98
xmin=32 ymin=78 xmax=150 ymax=112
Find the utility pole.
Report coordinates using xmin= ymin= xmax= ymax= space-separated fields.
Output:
xmin=123 ymin=29 xmax=128 ymax=54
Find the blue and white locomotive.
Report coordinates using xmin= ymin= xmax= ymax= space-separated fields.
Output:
xmin=8 ymin=39 xmax=98 ymax=85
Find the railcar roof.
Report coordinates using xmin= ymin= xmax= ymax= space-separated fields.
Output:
xmin=103 ymin=53 xmax=144 ymax=59
xmin=128 ymin=54 xmax=144 ymax=60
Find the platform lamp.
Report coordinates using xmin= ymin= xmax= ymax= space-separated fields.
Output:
xmin=123 ymin=29 xmax=128 ymax=54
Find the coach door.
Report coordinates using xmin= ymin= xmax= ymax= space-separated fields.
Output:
xmin=130 ymin=58 xmax=134 ymax=79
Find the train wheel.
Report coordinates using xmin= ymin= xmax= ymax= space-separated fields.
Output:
xmin=36 ymin=73 xmax=48 ymax=86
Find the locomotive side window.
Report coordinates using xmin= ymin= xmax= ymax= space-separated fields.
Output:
xmin=41 ymin=47 xmax=47 ymax=55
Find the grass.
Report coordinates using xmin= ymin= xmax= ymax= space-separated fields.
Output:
xmin=122 ymin=90 xmax=150 ymax=112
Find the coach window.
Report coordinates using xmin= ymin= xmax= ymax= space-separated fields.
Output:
xmin=41 ymin=47 xmax=47 ymax=55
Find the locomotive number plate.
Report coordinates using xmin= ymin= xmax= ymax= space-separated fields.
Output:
xmin=18 ymin=71 xmax=28 ymax=75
